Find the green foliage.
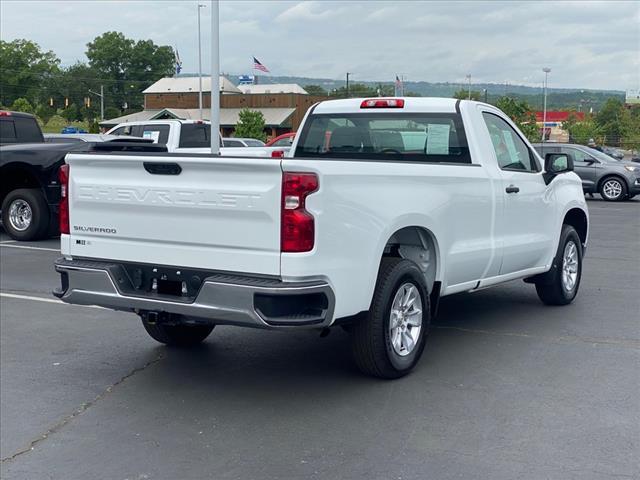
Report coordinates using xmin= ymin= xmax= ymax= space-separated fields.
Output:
xmin=10 ymin=97 xmax=34 ymax=114
xmin=303 ymin=85 xmax=328 ymax=96
xmin=0 ymin=39 xmax=60 ymax=106
xmin=104 ymin=106 xmax=121 ymax=120
xmin=86 ymin=32 xmax=175 ymax=111
xmin=594 ymin=98 xmax=631 ymax=147
xmin=453 ymin=89 xmax=482 ymax=101
xmin=35 ymin=103 xmax=55 ymax=124
xmin=233 ymin=109 xmax=267 ymax=142
xmin=566 ymin=119 xmax=603 ymax=145
xmin=61 ymin=103 xmax=80 ymax=122
xmin=495 ymin=97 xmax=539 ymax=142
xmin=41 ymin=115 xmax=88 ymax=134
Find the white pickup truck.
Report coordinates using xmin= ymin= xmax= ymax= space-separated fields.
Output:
xmin=55 ymin=97 xmax=588 ymax=378
xmin=106 ymin=119 xmax=289 ymax=157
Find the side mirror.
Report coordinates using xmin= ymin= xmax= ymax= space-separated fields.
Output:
xmin=543 ymin=153 xmax=574 ymax=185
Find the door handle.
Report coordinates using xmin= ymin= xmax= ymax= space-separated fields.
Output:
xmin=505 ymin=185 xmax=520 ymax=194
xmin=143 ymin=162 xmax=182 ymax=175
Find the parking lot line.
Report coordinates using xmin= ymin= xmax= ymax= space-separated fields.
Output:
xmin=0 ymin=244 xmax=59 ymax=252
xmin=0 ymin=292 xmax=103 ymax=309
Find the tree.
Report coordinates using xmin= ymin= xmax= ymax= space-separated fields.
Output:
xmin=453 ymin=89 xmax=481 ymax=101
xmin=303 ymin=84 xmax=328 ymax=96
xmin=60 ymin=103 xmax=80 ymax=122
xmin=0 ymin=39 xmax=60 ymax=106
xmin=495 ymin=96 xmax=539 ymax=142
xmin=234 ymin=109 xmax=267 ymax=142
xmin=35 ymin=103 xmax=55 ymax=124
xmin=86 ymin=32 xmax=175 ymax=112
xmin=10 ymin=97 xmax=34 ymax=114
xmin=595 ymin=98 xmax=631 ymax=147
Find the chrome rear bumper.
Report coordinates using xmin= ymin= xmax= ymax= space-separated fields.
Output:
xmin=53 ymin=258 xmax=334 ymax=329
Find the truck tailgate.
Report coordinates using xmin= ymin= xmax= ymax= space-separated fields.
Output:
xmin=64 ymin=154 xmax=282 ymax=275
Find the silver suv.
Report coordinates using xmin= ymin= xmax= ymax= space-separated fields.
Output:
xmin=533 ymin=143 xmax=640 ymax=201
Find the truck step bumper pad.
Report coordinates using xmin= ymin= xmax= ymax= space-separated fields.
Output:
xmin=53 ymin=258 xmax=335 ymax=329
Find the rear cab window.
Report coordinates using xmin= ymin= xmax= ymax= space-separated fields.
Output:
xmin=179 ymin=124 xmax=217 ymax=148
xmin=141 ymin=124 xmax=170 ymax=144
xmin=295 ymin=112 xmax=471 ymax=164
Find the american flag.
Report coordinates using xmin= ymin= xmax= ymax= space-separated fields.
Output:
xmin=253 ymin=57 xmax=270 ymax=73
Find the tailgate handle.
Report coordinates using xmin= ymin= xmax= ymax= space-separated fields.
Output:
xmin=143 ymin=162 xmax=182 ymax=175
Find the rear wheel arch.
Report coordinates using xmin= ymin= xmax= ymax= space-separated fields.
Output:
xmin=562 ymin=208 xmax=588 ymax=248
xmin=0 ymin=164 xmax=45 ymax=206
xmin=378 ymin=226 xmax=442 ymax=318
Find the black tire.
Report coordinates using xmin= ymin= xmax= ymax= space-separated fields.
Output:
xmin=141 ymin=314 xmax=214 ymax=347
xmin=535 ymin=225 xmax=582 ymax=306
xmin=599 ymin=176 xmax=627 ymax=202
xmin=1 ymin=188 xmax=50 ymax=241
xmin=350 ymin=257 xmax=430 ymax=379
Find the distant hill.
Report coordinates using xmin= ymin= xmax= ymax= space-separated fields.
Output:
xmin=180 ymin=73 xmax=625 ymax=111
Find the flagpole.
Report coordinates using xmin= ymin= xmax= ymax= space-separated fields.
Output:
xmin=210 ymin=0 xmax=220 ymax=154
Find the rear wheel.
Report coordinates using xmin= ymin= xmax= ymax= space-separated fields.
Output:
xmin=141 ymin=314 xmax=214 ymax=347
xmin=1 ymin=188 xmax=50 ymax=241
xmin=350 ymin=257 xmax=430 ymax=379
xmin=535 ymin=225 xmax=582 ymax=305
xmin=599 ymin=177 xmax=627 ymax=201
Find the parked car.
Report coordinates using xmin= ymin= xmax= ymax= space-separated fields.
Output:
xmin=600 ymin=146 xmax=625 ymax=160
xmin=1 ymin=139 xmax=162 ymax=240
xmin=0 ymin=110 xmax=44 ymax=145
xmin=266 ymin=132 xmax=296 ymax=147
xmin=533 ymin=143 xmax=640 ymax=201
xmin=55 ymin=97 xmax=588 ymax=379
xmin=107 ymin=120 xmax=286 ymax=157
xmin=60 ymin=126 xmax=87 ymax=134
xmin=222 ymin=137 xmax=266 ymax=147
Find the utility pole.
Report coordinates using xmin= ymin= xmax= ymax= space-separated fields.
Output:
xmin=542 ymin=67 xmax=551 ymax=143
xmin=483 ymin=88 xmax=488 ymax=103
xmin=197 ymin=4 xmax=206 ymax=120
xmin=88 ymin=85 xmax=104 ymax=120
xmin=346 ymin=72 xmax=351 ymax=98
xmin=210 ymin=0 xmax=220 ymax=154
xmin=466 ymin=74 xmax=471 ymax=100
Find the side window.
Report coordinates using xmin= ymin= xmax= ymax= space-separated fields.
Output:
xmin=0 ymin=119 xmax=17 ymax=142
xmin=223 ymin=139 xmax=243 ymax=147
xmin=562 ymin=147 xmax=592 ymax=163
xmin=15 ymin=117 xmax=43 ymax=142
xmin=482 ymin=113 xmax=538 ymax=172
xmin=110 ymin=126 xmax=133 ymax=136
xmin=141 ymin=125 xmax=169 ymax=144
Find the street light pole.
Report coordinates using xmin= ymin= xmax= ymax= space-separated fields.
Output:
xmin=346 ymin=72 xmax=351 ymax=98
xmin=466 ymin=74 xmax=471 ymax=100
xmin=88 ymin=85 xmax=104 ymax=121
xmin=542 ymin=67 xmax=551 ymax=142
xmin=210 ymin=0 xmax=220 ymax=154
xmin=197 ymin=4 xmax=205 ymax=120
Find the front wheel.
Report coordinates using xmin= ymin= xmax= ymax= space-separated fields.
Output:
xmin=535 ymin=225 xmax=583 ymax=305
xmin=141 ymin=314 xmax=214 ymax=347
xmin=350 ymin=257 xmax=430 ymax=379
xmin=599 ymin=177 xmax=627 ymax=201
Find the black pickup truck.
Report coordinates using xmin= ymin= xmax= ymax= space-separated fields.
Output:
xmin=0 ymin=110 xmax=163 ymax=241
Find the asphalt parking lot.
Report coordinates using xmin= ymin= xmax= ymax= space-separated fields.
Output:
xmin=1 ymin=198 xmax=638 ymax=480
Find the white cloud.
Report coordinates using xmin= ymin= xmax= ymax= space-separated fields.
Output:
xmin=0 ymin=0 xmax=638 ymax=90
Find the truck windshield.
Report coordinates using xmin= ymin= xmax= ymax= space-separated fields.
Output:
xmin=295 ymin=113 xmax=470 ymax=163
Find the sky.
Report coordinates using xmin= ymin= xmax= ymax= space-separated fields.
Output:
xmin=1 ymin=0 xmax=638 ymax=91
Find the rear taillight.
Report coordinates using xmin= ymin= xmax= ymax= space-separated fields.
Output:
xmin=281 ymin=172 xmax=318 ymax=253
xmin=58 ymin=164 xmax=69 ymax=234
xmin=271 ymin=150 xmax=285 ymax=158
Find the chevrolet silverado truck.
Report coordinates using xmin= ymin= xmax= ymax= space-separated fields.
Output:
xmin=54 ymin=98 xmax=588 ymax=378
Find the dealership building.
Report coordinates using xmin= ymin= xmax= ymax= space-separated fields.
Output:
xmin=100 ymin=76 xmax=325 ymax=138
